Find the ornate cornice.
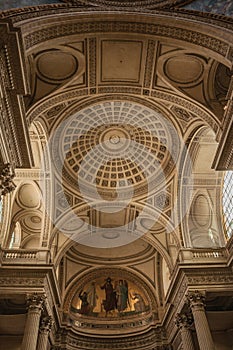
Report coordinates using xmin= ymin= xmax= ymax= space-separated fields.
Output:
xmin=23 ymin=19 xmax=230 ymax=58
xmin=0 ymin=3 xmax=232 ymax=32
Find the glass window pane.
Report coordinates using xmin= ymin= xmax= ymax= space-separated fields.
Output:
xmin=223 ymin=171 xmax=233 ymax=238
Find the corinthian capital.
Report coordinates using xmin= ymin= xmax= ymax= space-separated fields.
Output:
xmin=175 ymin=312 xmax=193 ymax=329
xmin=0 ymin=163 xmax=16 ymax=195
xmin=186 ymin=290 xmax=206 ymax=308
xmin=40 ymin=315 xmax=54 ymax=334
xmin=26 ymin=293 xmax=46 ymax=311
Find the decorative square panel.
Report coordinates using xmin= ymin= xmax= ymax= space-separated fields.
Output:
xmin=101 ymin=40 xmax=143 ymax=83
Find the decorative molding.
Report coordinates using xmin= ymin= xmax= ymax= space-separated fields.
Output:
xmin=62 ymin=0 xmax=193 ymax=9
xmin=187 ymin=273 xmax=233 ymax=285
xmin=144 ymin=39 xmax=157 ymax=88
xmin=52 ymin=326 xmax=171 ymax=349
xmin=27 ymin=89 xmax=219 ymax=133
xmin=23 ymin=21 xmax=230 ymax=61
xmin=0 ymin=276 xmax=45 ymax=286
xmin=88 ymin=37 xmax=96 ymax=87
xmin=1 ymin=4 xmax=232 ymax=34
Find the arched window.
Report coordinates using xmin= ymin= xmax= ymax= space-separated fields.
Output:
xmin=9 ymin=221 xmax=21 ymax=249
xmin=222 ymin=171 xmax=233 ymax=238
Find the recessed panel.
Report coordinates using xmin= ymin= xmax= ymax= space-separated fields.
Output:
xmin=101 ymin=40 xmax=142 ymax=82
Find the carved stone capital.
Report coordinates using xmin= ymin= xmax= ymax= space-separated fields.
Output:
xmin=186 ymin=290 xmax=206 ymax=309
xmin=0 ymin=163 xmax=16 ymax=195
xmin=40 ymin=315 xmax=54 ymax=334
xmin=175 ymin=312 xmax=193 ymax=329
xmin=26 ymin=293 xmax=46 ymax=312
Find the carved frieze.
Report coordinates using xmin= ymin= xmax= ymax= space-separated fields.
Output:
xmin=23 ymin=21 xmax=229 ymax=59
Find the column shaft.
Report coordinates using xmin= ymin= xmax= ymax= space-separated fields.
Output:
xmin=180 ymin=326 xmax=195 ymax=350
xmin=21 ymin=308 xmax=42 ymax=350
xmin=192 ymin=306 xmax=215 ymax=350
xmin=21 ymin=294 xmax=45 ymax=350
xmin=37 ymin=332 xmax=48 ymax=350
xmin=187 ymin=291 xmax=215 ymax=350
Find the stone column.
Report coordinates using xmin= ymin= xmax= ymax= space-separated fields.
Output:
xmin=37 ymin=316 xmax=53 ymax=350
xmin=21 ymin=294 xmax=45 ymax=350
xmin=187 ymin=291 xmax=215 ymax=350
xmin=175 ymin=312 xmax=195 ymax=350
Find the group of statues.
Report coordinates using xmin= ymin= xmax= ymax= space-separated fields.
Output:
xmin=78 ymin=277 xmax=146 ymax=316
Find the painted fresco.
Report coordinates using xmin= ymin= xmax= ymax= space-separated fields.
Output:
xmin=0 ymin=0 xmax=60 ymax=11
xmin=71 ymin=276 xmax=149 ymax=318
xmin=184 ymin=0 xmax=233 ymax=17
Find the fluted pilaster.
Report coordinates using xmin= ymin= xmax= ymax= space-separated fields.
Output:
xmin=187 ymin=291 xmax=215 ymax=350
xmin=175 ymin=312 xmax=195 ymax=350
xmin=37 ymin=316 xmax=53 ymax=350
xmin=21 ymin=294 xmax=46 ymax=350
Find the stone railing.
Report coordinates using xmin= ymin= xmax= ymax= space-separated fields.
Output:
xmin=179 ymin=248 xmax=229 ymax=263
xmin=0 ymin=249 xmax=51 ymax=264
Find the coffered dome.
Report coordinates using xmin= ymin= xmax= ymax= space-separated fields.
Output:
xmin=52 ymin=100 xmax=179 ymax=200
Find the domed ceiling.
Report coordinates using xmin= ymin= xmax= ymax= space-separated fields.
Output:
xmin=51 ymin=100 xmax=179 ymax=200
xmin=47 ymin=100 xmax=180 ymax=248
